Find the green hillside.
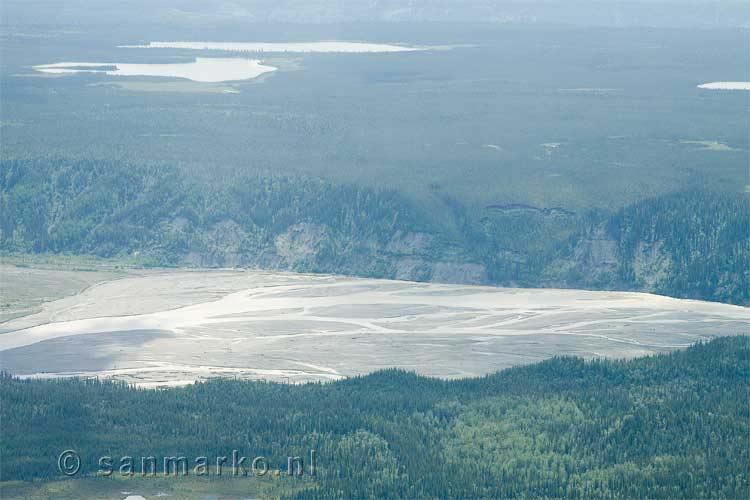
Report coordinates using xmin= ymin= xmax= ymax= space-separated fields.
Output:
xmin=1 ymin=336 xmax=748 ymax=498
xmin=2 ymin=158 xmax=748 ymax=304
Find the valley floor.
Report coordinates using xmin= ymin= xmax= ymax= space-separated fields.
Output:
xmin=1 ymin=262 xmax=747 ymax=386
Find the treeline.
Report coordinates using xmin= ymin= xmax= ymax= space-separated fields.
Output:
xmin=1 ymin=336 xmax=748 ymax=498
xmin=0 ymin=157 xmax=437 ymax=272
xmin=610 ymin=191 xmax=749 ymax=303
xmin=540 ymin=190 xmax=750 ymax=304
xmin=1 ymin=157 xmax=748 ymax=304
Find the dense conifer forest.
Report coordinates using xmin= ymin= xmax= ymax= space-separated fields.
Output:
xmin=1 ymin=336 xmax=748 ymax=498
xmin=2 ymin=10 xmax=748 ymax=500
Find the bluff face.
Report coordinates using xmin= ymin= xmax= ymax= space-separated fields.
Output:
xmin=2 ymin=159 xmax=748 ymax=305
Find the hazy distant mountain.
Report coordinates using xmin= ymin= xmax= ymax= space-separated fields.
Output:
xmin=3 ymin=0 xmax=749 ymax=28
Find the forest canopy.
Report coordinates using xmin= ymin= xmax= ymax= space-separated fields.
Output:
xmin=1 ymin=336 xmax=748 ymax=498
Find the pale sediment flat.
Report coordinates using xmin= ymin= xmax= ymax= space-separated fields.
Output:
xmin=697 ymin=82 xmax=750 ymax=90
xmin=120 ymin=41 xmax=425 ymax=53
xmin=33 ymin=58 xmax=277 ymax=83
xmin=0 ymin=264 xmax=122 ymax=325
xmin=0 ymin=269 xmax=747 ymax=387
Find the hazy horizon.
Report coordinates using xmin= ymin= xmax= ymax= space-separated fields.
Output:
xmin=3 ymin=0 xmax=750 ymax=29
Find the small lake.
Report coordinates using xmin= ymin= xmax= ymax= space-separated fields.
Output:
xmin=121 ymin=41 xmax=425 ymax=53
xmin=33 ymin=57 xmax=277 ymax=83
xmin=697 ymin=81 xmax=750 ymax=90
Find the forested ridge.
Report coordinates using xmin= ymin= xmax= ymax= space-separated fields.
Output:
xmin=1 ymin=158 xmax=748 ymax=304
xmin=1 ymin=336 xmax=748 ymax=498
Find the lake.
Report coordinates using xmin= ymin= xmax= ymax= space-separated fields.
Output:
xmin=34 ymin=58 xmax=277 ymax=83
xmin=121 ymin=41 xmax=425 ymax=53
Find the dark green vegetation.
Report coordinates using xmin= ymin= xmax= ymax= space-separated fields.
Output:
xmin=2 ymin=157 xmax=748 ymax=304
xmin=2 ymin=24 xmax=747 ymax=304
xmin=1 ymin=336 xmax=748 ymax=498
xmin=2 ymin=14 xmax=748 ymax=500
xmin=1 ymin=25 xmax=747 ymax=212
